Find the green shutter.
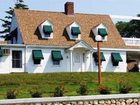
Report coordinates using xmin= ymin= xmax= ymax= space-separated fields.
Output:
xmin=98 ymin=28 xmax=107 ymax=37
xmin=0 ymin=47 xmax=3 ymax=57
xmin=52 ymin=51 xmax=63 ymax=61
xmin=71 ymin=27 xmax=81 ymax=35
xmin=93 ymin=52 xmax=106 ymax=61
xmin=32 ymin=50 xmax=44 ymax=60
xmin=43 ymin=25 xmax=53 ymax=34
xmin=111 ymin=53 xmax=123 ymax=62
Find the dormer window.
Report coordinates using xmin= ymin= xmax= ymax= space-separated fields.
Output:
xmin=39 ymin=20 xmax=53 ymax=39
xmin=66 ymin=22 xmax=81 ymax=40
xmin=92 ymin=23 xmax=108 ymax=41
xmin=43 ymin=25 xmax=53 ymax=37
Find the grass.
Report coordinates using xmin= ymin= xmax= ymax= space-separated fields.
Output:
xmin=0 ymin=72 xmax=139 ymax=99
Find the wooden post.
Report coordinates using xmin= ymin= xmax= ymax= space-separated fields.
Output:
xmin=97 ymin=42 xmax=101 ymax=85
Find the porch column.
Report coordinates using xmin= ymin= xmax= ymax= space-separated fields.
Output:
xmin=70 ymin=50 xmax=73 ymax=72
xmin=90 ymin=50 xmax=93 ymax=71
xmin=139 ymin=61 xmax=140 ymax=71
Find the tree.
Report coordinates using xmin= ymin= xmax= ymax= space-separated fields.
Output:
xmin=0 ymin=0 xmax=28 ymax=38
xmin=116 ymin=14 xmax=140 ymax=38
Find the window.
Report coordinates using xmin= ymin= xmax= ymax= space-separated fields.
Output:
xmin=3 ymin=49 xmax=10 ymax=56
xmin=51 ymin=51 xmax=63 ymax=65
xmin=12 ymin=51 xmax=22 ymax=68
xmin=74 ymin=53 xmax=80 ymax=63
xmin=53 ymin=60 xmax=60 ymax=65
xmin=72 ymin=35 xmax=78 ymax=39
xmin=32 ymin=50 xmax=44 ymax=64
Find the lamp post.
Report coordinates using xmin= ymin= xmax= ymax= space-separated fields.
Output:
xmin=95 ymin=35 xmax=102 ymax=85
xmin=97 ymin=41 xmax=101 ymax=85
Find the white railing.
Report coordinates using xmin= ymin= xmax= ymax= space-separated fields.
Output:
xmin=0 ymin=94 xmax=139 ymax=104
xmin=122 ymin=37 xmax=140 ymax=46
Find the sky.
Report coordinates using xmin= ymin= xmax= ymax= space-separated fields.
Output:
xmin=0 ymin=0 xmax=140 ymax=31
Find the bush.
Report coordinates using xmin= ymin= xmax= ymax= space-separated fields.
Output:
xmin=29 ymin=87 xmax=42 ymax=98
xmin=53 ymin=86 xmax=64 ymax=97
xmin=98 ymin=85 xmax=111 ymax=94
xmin=77 ymin=83 xmax=88 ymax=95
xmin=6 ymin=89 xmax=17 ymax=99
xmin=119 ymin=81 xmax=132 ymax=94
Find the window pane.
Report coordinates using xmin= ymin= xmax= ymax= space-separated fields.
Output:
xmin=53 ymin=60 xmax=60 ymax=65
xmin=12 ymin=51 xmax=22 ymax=68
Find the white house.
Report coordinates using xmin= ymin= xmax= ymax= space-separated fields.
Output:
xmin=0 ymin=2 xmax=139 ymax=74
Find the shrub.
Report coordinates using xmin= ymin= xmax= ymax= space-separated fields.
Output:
xmin=53 ymin=86 xmax=64 ymax=97
xmin=29 ymin=87 xmax=42 ymax=98
xmin=119 ymin=81 xmax=132 ymax=94
xmin=77 ymin=83 xmax=88 ymax=95
xmin=98 ymin=85 xmax=111 ymax=94
xmin=6 ymin=89 xmax=17 ymax=99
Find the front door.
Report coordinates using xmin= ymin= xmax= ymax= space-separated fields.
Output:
xmin=73 ymin=49 xmax=86 ymax=72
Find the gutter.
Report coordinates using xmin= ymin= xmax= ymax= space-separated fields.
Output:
xmin=1 ymin=44 xmax=140 ymax=51
xmin=93 ymin=47 xmax=140 ymax=52
xmin=0 ymin=44 xmax=69 ymax=49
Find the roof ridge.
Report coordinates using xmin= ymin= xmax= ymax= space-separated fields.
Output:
xmin=14 ymin=9 xmax=109 ymax=17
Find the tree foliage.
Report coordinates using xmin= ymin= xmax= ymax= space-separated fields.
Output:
xmin=116 ymin=14 xmax=140 ymax=38
xmin=0 ymin=0 xmax=28 ymax=37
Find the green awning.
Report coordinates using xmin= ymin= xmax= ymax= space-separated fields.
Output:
xmin=100 ymin=52 xmax=106 ymax=61
xmin=98 ymin=28 xmax=107 ymax=37
xmin=52 ymin=51 xmax=63 ymax=61
xmin=0 ymin=47 xmax=3 ymax=57
xmin=93 ymin=52 xmax=106 ymax=61
xmin=111 ymin=53 xmax=123 ymax=62
xmin=43 ymin=25 xmax=53 ymax=34
xmin=71 ymin=27 xmax=81 ymax=35
xmin=32 ymin=50 xmax=44 ymax=60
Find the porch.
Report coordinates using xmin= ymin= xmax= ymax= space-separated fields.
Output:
xmin=122 ymin=37 xmax=140 ymax=46
xmin=67 ymin=41 xmax=93 ymax=72
xmin=127 ymin=51 xmax=140 ymax=72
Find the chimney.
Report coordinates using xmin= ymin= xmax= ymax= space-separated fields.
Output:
xmin=65 ymin=2 xmax=74 ymax=15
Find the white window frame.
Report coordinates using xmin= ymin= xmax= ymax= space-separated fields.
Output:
xmin=39 ymin=20 xmax=53 ymax=39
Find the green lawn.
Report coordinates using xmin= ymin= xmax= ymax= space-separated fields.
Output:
xmin=0 ymin=72 xmax=139 ymax=99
